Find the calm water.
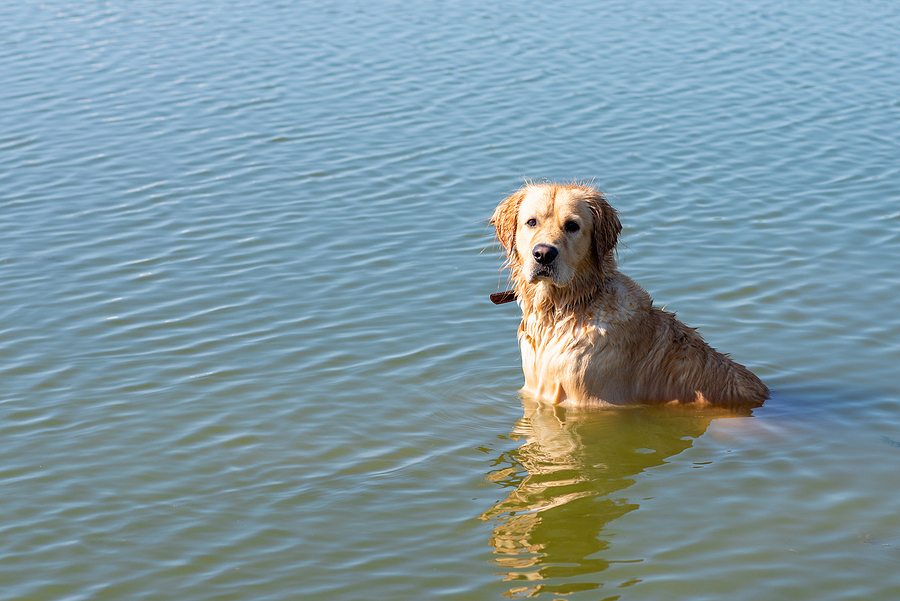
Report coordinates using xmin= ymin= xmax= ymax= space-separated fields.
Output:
xmin=2 ymin=0 xmax=899 ymax=599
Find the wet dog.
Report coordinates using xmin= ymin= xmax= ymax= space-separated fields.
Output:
xmin=491 ymin=182 xmax=769 ymax=408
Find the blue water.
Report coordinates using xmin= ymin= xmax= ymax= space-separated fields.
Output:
xmin=2 ymin=1 xmax=899 ymax=599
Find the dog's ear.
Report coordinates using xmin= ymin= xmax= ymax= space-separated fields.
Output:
xmin=587 ymin=192 xmax=621 ymax=262
xmin=491 ymin=188 xmax=525 ymax=260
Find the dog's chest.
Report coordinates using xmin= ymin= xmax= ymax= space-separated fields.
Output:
xmin=515 ymin=296 xmax=639 ymax=405
xmin=520 ymin=315 xmax=611 ymax=363
xmin=518 ymin=313 xmax=616 ymax=394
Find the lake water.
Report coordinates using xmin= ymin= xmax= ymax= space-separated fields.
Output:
xmin=2 ymin=0 xmax=899 ymax=599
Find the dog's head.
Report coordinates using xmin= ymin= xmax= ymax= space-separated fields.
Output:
xmin=492 ymin=183 xmax=621 ymax=288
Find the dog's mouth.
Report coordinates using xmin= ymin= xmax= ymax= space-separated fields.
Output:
xmin=527 ymin=263 xmax=555 ymax=283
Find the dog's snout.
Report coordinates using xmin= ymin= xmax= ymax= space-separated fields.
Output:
xmin=532 ymin=244 xmax=558 ymax=266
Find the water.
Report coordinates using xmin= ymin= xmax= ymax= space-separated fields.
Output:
xmin=2 ymin=0 xmax=899 ymax=599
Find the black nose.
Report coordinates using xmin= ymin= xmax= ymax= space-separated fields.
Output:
xmin=532 ymin=244 xmax=558 ymax=266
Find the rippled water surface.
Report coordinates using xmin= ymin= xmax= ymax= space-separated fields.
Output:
xmin=2 ymin=1 xmax=900 ymax=599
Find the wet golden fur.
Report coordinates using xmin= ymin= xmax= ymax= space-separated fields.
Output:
xmin=491 ymin=182 xmax=769 ymax=408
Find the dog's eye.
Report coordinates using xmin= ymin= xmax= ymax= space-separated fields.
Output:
xmin=564 ymin=220 xmax=580 ymax=233
xmin=525 ymin=218 xmax=537 ymax=228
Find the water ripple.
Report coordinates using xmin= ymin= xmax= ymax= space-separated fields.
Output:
xmin=2 ymin=0 xmax=900 ymax=599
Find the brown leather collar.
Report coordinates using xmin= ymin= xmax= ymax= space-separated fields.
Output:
xmin=490 ymin=290 xmax=516 ymax=305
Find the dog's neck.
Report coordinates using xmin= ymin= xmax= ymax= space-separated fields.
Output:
xmin=515 ymin=258 xmax=615 ymax=323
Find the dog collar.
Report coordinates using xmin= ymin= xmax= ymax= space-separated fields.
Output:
xmin=490 ymin=290 xmax=517 ymax=305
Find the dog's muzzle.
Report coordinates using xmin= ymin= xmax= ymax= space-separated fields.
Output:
xmin=527 ymin=243 xmax=558 ymax=282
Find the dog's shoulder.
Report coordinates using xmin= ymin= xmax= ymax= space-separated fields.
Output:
xmin=590 ymin=270 xmax=653 ymax=323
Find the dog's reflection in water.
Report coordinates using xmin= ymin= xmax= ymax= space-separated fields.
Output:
xmin=480 ymin=398 xmax=744 ymax=598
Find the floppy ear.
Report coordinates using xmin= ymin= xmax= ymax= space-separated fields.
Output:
xmin=491 ymin=188 xmax=525 ymax=261
xmin=587 ymin=192 xmax=622 ymax=263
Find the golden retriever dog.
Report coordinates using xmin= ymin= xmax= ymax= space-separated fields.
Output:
xmin=491 ymin=182 xmax=769 ymax=408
